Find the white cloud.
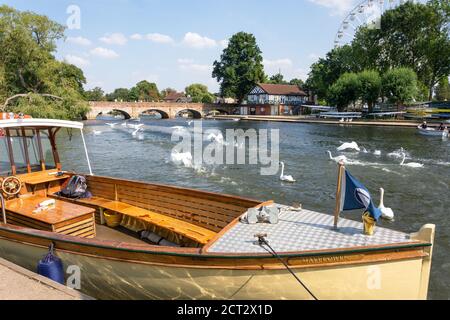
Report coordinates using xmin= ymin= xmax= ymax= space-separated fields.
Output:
xmin=131 ymin=71 xmax=159 ymax=83
xmin=99 ymin=33 xmax=128 ymax=45
xmin=308 ymin=0 xmax=356 ymax=15
xmin=263 ymin=58 xmax=293 ymax=68
xmin=178 ymin=58 xmax=212 ymax=73
xmin=67 ymin=36 xmax=92 ymax=46
xmin=308 ymin=53 xmax=321 ymax=61
xmin=263 ymin=58 xmax=309 ymax=81
xmin=146 ymin=33 xmax=174 ymax=44
xmin=130 ymin=33 xmax=143 ymax=40
xmin=182 ymin=32 xmax=217 ymax=49
xmin=219 ymin=39 xmax=229 ymax=48
xmin=90 ymin=47 xmax=119 ymax=59
xmin=64 ymin=54 xmax=90 ymax=67
xmin=294 ymin=68 xmax=309 ymax=81
xmin=177 ymin=58 xmax=194 ymax=64
xmin=180 ymin=64 xmax=211 ymax=72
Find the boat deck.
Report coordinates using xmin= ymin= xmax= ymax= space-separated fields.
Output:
xmin=206 ymin=205 xmax=413 ymax=254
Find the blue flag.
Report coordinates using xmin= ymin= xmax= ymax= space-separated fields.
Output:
xmin=340 ymin=170 xmax=382 ymax=221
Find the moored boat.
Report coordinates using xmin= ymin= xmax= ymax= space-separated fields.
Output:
xmin=417 ymin=125 xmax=449 ymax=137
xmin=0 ymin=116 xmax=435 ymax=300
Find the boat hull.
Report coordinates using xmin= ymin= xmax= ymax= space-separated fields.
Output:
xmin=417 ymin=127 xmax=449 ymax=137
xmin=0 ymin=224 xmax=434 ymax=300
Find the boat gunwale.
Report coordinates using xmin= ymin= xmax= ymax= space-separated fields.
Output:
xmin=0 ymin=223 xmax=431 ymax=260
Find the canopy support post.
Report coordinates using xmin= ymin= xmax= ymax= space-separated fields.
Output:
xmin=21 ymin=128 xmax=31 ymax=173
xmin=333 ymin=161 xmax=345 ymax=230
xmin=80 ymin=129 xmax=93 ymax=176
xmin=1 ymin=193 xmax=6 ymax=224
xmin=5 ymin=129 xmax=16 ymax=175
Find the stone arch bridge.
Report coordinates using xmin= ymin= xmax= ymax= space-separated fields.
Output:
xmin=86 ymin=102 xmax=239 ymax=120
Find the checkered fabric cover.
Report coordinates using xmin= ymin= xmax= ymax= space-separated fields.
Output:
xmin=207 ymin=205 xmax=412 ymax=254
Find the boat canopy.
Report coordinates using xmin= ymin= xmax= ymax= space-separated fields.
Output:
xmin=0 ymin=118 xmax=92 ymax=176
xmin=0 ymin=118 xmax=83 ymax=130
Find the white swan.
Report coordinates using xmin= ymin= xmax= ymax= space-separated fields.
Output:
xmin=337 ymin=141 xmax=360 ymax=152
xmin=93 ymin=130 xmax=102 ymax=135
xmin=327 ymin=151 xmax=347 ymax=163
xmin=132 ymin=128 xmax=142 ymax=137
xmin=279 ymin=162 xmax=296 ymax=182
xmin=130 ymin=123 xmax=144 ymax=130
xmin=378 ymin=188 xmax=394 ymax=220
xmin=171 ymin=151 xmax=193 ymax=168
xmin=400 ymin=153 xmax=424 ymax=168
xmin=187 ymin=120 xmax=193 ymax=126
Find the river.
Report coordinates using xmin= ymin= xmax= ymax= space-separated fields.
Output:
xmin=56 ymin=119 xmax=450 ymax=299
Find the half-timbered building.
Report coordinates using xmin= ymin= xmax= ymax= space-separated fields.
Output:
xmin=242 ymin=83 xmax=309 ymax=115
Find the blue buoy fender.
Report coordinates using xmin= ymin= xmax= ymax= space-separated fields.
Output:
xmin=37 ymin=243 xmax=65 ymax=284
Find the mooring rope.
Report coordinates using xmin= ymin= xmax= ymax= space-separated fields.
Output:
xmin=255 ymin=234 xmax=318 ymax=300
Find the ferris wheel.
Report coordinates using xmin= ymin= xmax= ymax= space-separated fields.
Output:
xmin=334 ymin=0 xmax=417 ymax=48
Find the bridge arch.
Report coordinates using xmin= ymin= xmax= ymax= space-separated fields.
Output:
xmin=96 ymin=109 xmax=131 ymax=120
xmin=112 ymin=109 xmax=131 ymax=119
xmin=176 ymin=109 xmax=202 ymax=119
xmin=139 ymin=109 xmax=169 ymax=119
xmin=206 ymin=109 xmax=230 ymax=116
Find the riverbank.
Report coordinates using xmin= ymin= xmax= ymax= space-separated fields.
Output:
xmin=212 ymin=115 xmax=437 ymax=128
xmin=0 ymin=258 xmax=93 ymax=300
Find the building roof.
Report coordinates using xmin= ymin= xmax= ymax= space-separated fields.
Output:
xmin=164 ymin=92 xmax=186 ymax=101
xmin=257 ymin=83 xmax=307 ymax=96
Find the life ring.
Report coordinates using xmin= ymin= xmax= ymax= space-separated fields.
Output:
xmin=0 ymin=112 xmax=32 ymax=120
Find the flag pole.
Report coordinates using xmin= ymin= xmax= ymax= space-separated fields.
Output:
xmin=333 ymin=161 xmax=345 ymax=230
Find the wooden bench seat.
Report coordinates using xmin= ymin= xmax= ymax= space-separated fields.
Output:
xmin=76 ymin=196 xmax=114 ymax=207
xmin=50 ymin=175 xmax=263 ymax=246
xmin=51 ymin=195 xmax=217 ymax=245
xmin=101 ymin=201 xmax=217 ymax=245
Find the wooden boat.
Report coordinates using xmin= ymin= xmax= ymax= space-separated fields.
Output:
xmin=0 ymin=117 xmax=435 ymax=300
xmin=417 ymin=125 xmax=449 ymax=137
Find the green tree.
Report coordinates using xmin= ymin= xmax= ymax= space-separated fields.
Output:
xmin=328 ymin=73 xmax=361 ymax=111
xmin=268 ymin=73 xmax=287 ymax=84
xmin=382 ymin=68 xmax=418 ymax=106
xmin=357 ymin=70 xmax=381 ymax=112
xmin=289 ymin=78 xmax=304 ymax=87
xmin=84 ymin=87 xmax=105 ymax=101
xmin=308 ymin=2 xmax=450 ymax=103
xmin=351 ymin=1 xmax=450 ymax=100
xmin=306 ymin=45 xmax=361 ymax=101
xmin=106 ymin=88 xmax=130 ymax=102
xmin=435 ymin=77 xmax=450 ymax=101
xmin=212 ymin=32 xmax=266 ymax=103
xmin=185 ymin=83 xmax=215 ymax=103
xmin=0 ymin=5 xmax=89 ymax=119
xmin=130 ymin=80 xmax=160 ymax=102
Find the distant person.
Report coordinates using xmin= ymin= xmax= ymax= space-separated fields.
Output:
xmin=421 ymin=121 xmax=428 ymax=129
xmin=437 ymin=123 xmax=445 ymax=131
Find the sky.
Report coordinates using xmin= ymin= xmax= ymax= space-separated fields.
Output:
xmin=1 ymin=0 xmax=388 ymax=93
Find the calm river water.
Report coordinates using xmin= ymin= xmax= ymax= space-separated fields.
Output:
xmin=56 ymin=119 xmax=450 ymax=299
